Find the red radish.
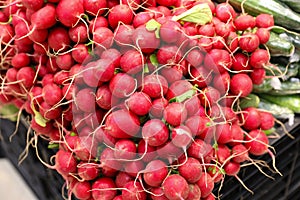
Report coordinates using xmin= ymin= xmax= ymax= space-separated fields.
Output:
xmin=142 ymin=74 xmax=168 ymax=98
xmin=6 ymin=68 xmax=18 ymax=82
xmin=187 ymin=184 xmax=201 ymax=200
xmin=56 ymin=53 xmax=74 ymax=71
xmin=229 ymin=124 xmax=244 ymax=146
xmin=123 ymin=160 xmax=145 ymax=178
xmin=28 ymin=26 xmax=48 ymax=42
xmin=231 ymin=144 xmax=249 ymax=163
xmin=190 ymin=66 xmax=212 ymax=88
xmin=216 ymin=124 xmax=233 ymax=144
xmin=149 ymin=97 xmax=168 ymax=118
xmin=226 ymin=31 xmax=239 ymax=52
xmin=16 ymin=67 xmax=35 ymax=88
xmin=132 ymin=25 xmax=160 ymax=53
xmin=93 ymin=27 xmax=114 ymax=49
xmin=122 ymin=181 xmax=147 ymax=200
xmin=142 ymin=119 xmax=169 ymax=146
xmin=109 ymin=73 xmax=136 ymax=98
xmin=230 ymin=74 xmax=253 ymax=97
xmin=163 ymin=102 xmax=188 ymax=127
xmin=186 ymin=49 xmax=204 ymax=67
xmin=162 ymin=174 xmax=189 ymax=200
xmin=39 ymin=101 xmax=62 ymax=120
xmin=250 ymin=68 xmax=266 ymax=85
xmin=256 ymin=14 xmax=274 ymax=28
xmin=198 ymin=23 xmax=215 ymax=37
xmin=108 ymin=4 xmax=134 ymax=29
xmin=204 ymin=49 xmax=232 ymax=74
xmin=115 ymin=172 xmax=133 ymax=188
xmin=199 ymin=86 xmax=221 ymax=107
xmin=30 ymin=4 xmax=56 ymax=29
xmin=22 ymin=0 xmax=44 ymax=10
xmin=196 ymin=172 xmax=214 ymax=198
xmin=239 ymin=33 xmax=260 ymax=53
xmin=127 ymin=92 xmax=152 ymax=116
xmin=120 ymin=50 xmax=144 ymax=74
xmin=114 ymin=24 xmax=134 ymax=45
xmin=203 ymin=194 xmax=216 ymax=200
xmin=233 ymin=14 xmax=256 ymax=30
xmin=187 ymin=139 xmax=213 ymax=161
xmin=77 ymin=162 xmax=99 ymax=181
xmin=89 ymin=16 xmax=109 ymax=32
xmin=150 ymin=187 xmax=168 ymax=200
xmin=121 ymin=0 xmax=141 ymax=10
xmin=92 ymin=177 xmax=117 ymax=200
xmin=171 ymin=125 xmax=192 ymax=148
xmin=11 ymin=53 xmax=30 ymax=69
xmin=113 ymin=195 xmax=123 ymax=200
xmin=31 ymin=118 xmax=53 ymax=135
xmin=157 ymin=45 xmax=181 ymax=65
xmin=232 ymin=53 xmax=251 ymax=72
xmin=100 ymin=148 xmax=122 ymax=176
xmin=160 ymin=66 xmax=183 ymax=84
xmin=48 ymin=27 xmax=71 ymax=52
xmin=68 ymin=23 xmax=88 ymax=43
xmin=183 ymin=95 xmax=202 ymax=117
xmin=214 ymin=22 xmax=231 ymax=38
xmin=185 ymin=115 xmax=210 ymax=137
xmin=245 ymin=129 xmax=269 ymax=156
xmin=240 ymin=107 xmax=261 ymax=130
xmin=104 ymin=109 xmax=140 ymax=139
xmin=83 ymin=0 xmax=107 ymax=16
xmin=143 ymin=160 xmax=168 ymax=187
xmin=159 ymin=20 xmax=181 ymax=43
xmin=75 ymin=88 xmax=95 ymax=112
xmin=213 ymin=71 xmax=230 ymax=94
xmin=256 ymin=28 xmax=270 ymax=44
xmin=216 ymin=144 xmax=231 ymax=164
xmin=215 ymin=3 xmax=236 ymax=23
xmin=55 ymin=149 xmax=77 ymax=176
xmin=250 ymin=49 xmax=270 ymax=68
xmin=73 ymin=181 xmax=91 ymax=200
xmin=96 ymin=84 xmax=112 ymax=110
xmin=133 ymin=12 xmax=153 ymax=28
xmin=166 ymin=79 xmax=193 ymax=100
xmin=114 ymin=139 xmax=137 ymax=160
xmin=72 ymin=44 xmax=89 ymax=64
xmin=0 ymin=24 xmax=14 ymax=44
xmin=137 ymin=139 xmax=157 ymax=162
xmin=178 ymin=157 xmax=202 ymax=183
xmin=56 ymin=0 xmax=84 ymax=27
xmin=157 ymin=141 xmax=184 ymax=163
xmin=259 ymin=111 xmax=275 ymax=130
xmin=156 ymin=0 xmax=177 ymax=7
xmin=224 ymin=161 xmax=240 ymax=176
xmin=101 ymin=48 xmax=122 ymax=67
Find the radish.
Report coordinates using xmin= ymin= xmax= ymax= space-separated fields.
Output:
xmin=250 ymin=68 xmax=266 ymax=85
xmin=215 ymin=144 xmax=231 ymax=164
xmin=22 ymin=0 xmax=44 ymax=11
xmin=132 ymin=25 xmax=160 ymax=53
xmin=245 ymin=129 xmax=269 ymax=156
xmin=75 ymin=88 xmax=95 ymax=112
xmin=259 ymin=111 xmax=275 ymax=130
xmin=72 ymin=44 xmax=89 ymax=64
xmin=114 ymin=139 xmax=137 ymax=160
xmin=115 ymin=171 xmax=134 ymax=188
xmin=166 ymin=79 xmax=193 ymax=100
xmin=187 ymin=184 xmax=201 ymax=200
xmin=83 ymin=0 xmax=107 ymax=16
xmin=56 ymin=0 xmax=84 ymax=27
xmin=229 ymin=124 xmax=244 ymax=146
xmin=109 ymin=73 xmax=136 ymax=98
xmin=190 ymin=66 xmax=212 ymax=88
xmin=120 ymin=50 xmax=144 ymax=74
xmin=198 ymin=23 xmax=215 ymax=37
xmin=224 ymin=161 xmax=241 ymax=176
xmin=162 ymin=174 xmax=189 ymax=200
xmin=68 ymin=23 xmax=88 ymax=43
xmin=108 ymin=4 xmax=134 ymax=29
xmin=93 ymin=27 xmax=114 ymax=49
xmin=232 ymin=52 xmax=251 ymax=72
xmin=230 ymin=74 xmax=253 ymax=97
xmin=31 ymin=118 xmax=53 ymax=136
xmin=186 ymin=49 xmax=204 ymax=68
xmin=142 ymin=74 xmax=168 ymax=98
xmin=171 ymin=125 xmax=192 ymax=148
xmin=150 ymin=187 xmax=168 ymax=200
xmin=204 ymin=49 xmax=232 ymax=74
xmin=96 ymin=84 xmax=112 ymax=110
xmin=183 ymin=95 xmax=202 ymax=117
xmin=127 ymin=92 xmax=152 ymax=116
xmin=55 ymin=149 xmax=77 ymax=177
xmin=160 ymin=66 xmax=183 ymax=84
xmin=239 ymin=33 xmax=260 ymax=53
xmin=255 ymin=28 xmax=270 ymax=44
xmin=202 ymin=194 xmax=215 ymax=200
xmin=231 ymin=144 xmax=249 ymax=163
xmin=185 ymin=115 xmax=210 ymax=137
xmin=11 ymin=53 xmax=30 ymax=69
xmin=16 ymin=66 xmax=35 ymax=88
xmin=77 ymin=162 xmax=99 ymax=181
xmin=156 ymin=0 xmax=177 ymax=7
xmin=104 ymin=109 xmax=140 ymax=139
xmin=240 ymin=107 xmax=261 ymax=131
xmin=142 ymin=119 xmax=169 ymax=147
xmin=149 ymin=97 xmax=168 ymax=118
xmin=157 ymin=45 xmax=181 ymax=65
xmin=159 ymin=20 xmax=181 ymax=43
xmin=233 ymin=14 xmax=256 ymax=31
xmin=133 ymin=12 xmax=153 ymax=28
xmin=48 ymin=26 xmax=71 ymax=52
xmin=101 ymin=48 xmax=122 ymax=67
xmin=212 ymin=71 xmax=230 ymax=94
xmin=187 ymin=139 xmax=213 ymax=161
xmin=73 ymin=181 xmax=91 ymax=200
xmin=39 ymin=101 xmax=62 ymax=120
xmin=137 ymin=139 xmax=157 ymax=162
xmin=163 ymin=102 xmax=188 ymax=127
xmin=122 ymin=181 xmax=147 ymax=200
xmin=249 ymin=49 xmax=270 ymax=68
xmin=143 ymin=159 xmax=168 ymax=187
xmin=89 ymin=16 xmax=109 ymax=32
xmin=30 ymin=4 xmax=56 ymax=29
xmin=196 ymin=172 xmax=214 ymax=198
xmin=226 ymin=31 xmax=239 ymax=52
xmin=123 ymin=160 xmax=145 ymax=178
xmin=114 ymin=24 xmax=134 ymax=46
xmin=215 ymin=3 xmax=236 ymax=23
xmin=216 ymin=124 xmax=233 ymax=144
xmin=214 ymin=22 xmax=231 ymax=38
xmin=178 ymin=157 xmax=202 ymax=183
xmin=199 ymin=86 xmax=221 ymax=107
xmin=256 ymin=14 xmax=274 ymax=28
xmin=100 ymin=148 xmax=122 ymax=176
xmin=92 ymin=177 xmax=117 ymax=200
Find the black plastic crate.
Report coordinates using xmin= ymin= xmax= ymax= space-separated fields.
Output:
xmin=215 ymin=116 xmax=300 ymax=200
xmin=0 ymin=118 xmax=65 ymax=200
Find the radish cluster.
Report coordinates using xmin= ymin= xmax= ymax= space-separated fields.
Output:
xmin=0 ymin=0 xmax=279 ymax=199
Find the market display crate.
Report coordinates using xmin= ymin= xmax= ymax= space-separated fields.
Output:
xmin=215 ymin=116 xmax=300 ymax=200
xmin=0 ymin=118 xmax=65 ymax=200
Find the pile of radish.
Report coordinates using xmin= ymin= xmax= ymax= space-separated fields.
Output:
xmin=0 ymin=0 xmax=281 ymax=199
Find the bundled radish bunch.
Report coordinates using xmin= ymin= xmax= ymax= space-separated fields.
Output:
xmin=0 ymin=0 xmax=281 ymax=199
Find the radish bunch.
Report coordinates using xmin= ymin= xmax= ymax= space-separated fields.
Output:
xmin=0 ymin=0 xmax=279 ymax=199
